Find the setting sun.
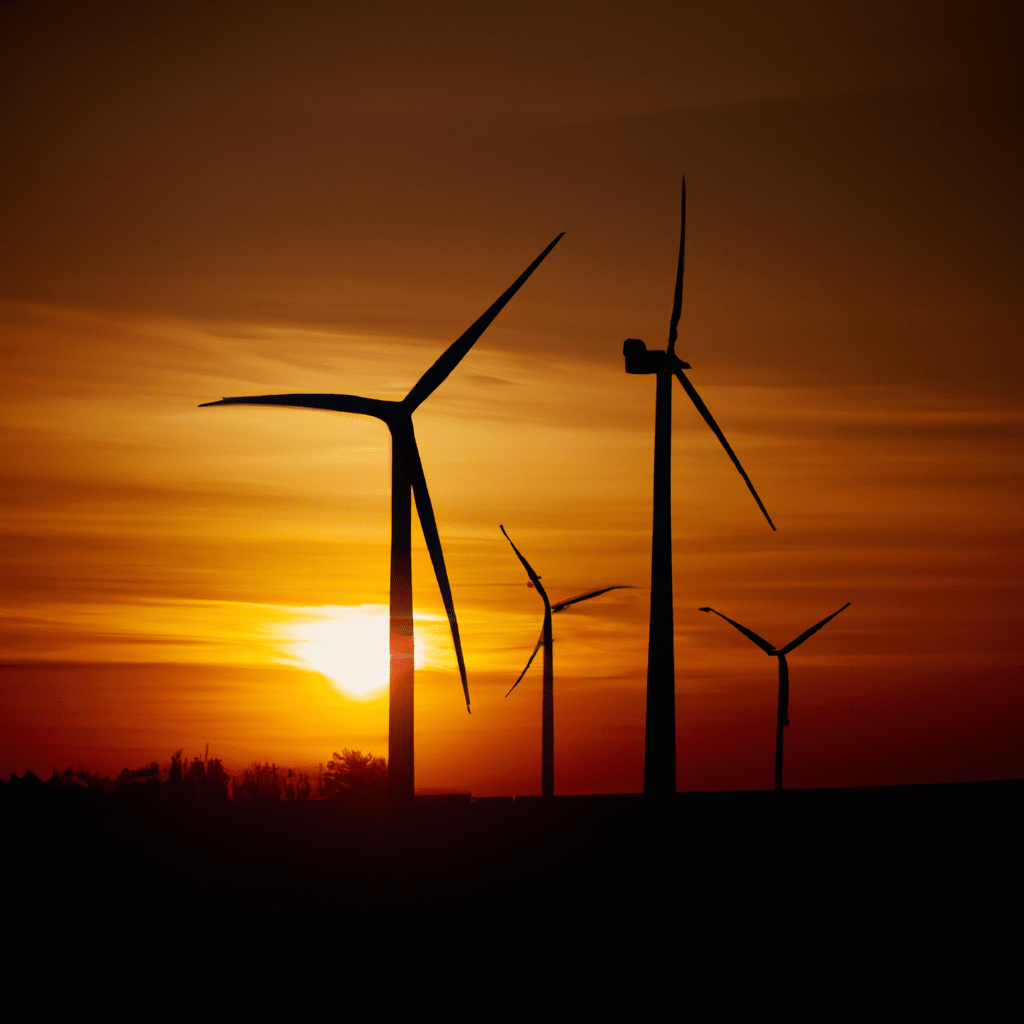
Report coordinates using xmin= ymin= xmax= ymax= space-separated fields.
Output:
xmin=283 ymin=605 xmax=439 ymax=700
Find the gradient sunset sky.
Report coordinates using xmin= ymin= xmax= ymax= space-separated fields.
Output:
xmin=1 ymin=0 xmax=1020 ymax=793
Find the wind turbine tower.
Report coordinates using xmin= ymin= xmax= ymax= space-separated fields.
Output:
xmin=201 ymin=234 xmax=563 ymax=810
xmin=624 ymin=181 xmax=775 ymax=795
xmin=699 ymin=603 xmax=851 ymax=789
xmin=500 ymin=525 xmax=627 ymax=798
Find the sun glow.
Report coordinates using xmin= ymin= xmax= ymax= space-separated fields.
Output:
xmin=283 ymin=605 xmax=440 ymax=700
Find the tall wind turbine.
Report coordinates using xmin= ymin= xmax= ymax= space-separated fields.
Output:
xmin=500 ymin=525 xmax=627 ymax=798
xmin=624 ymin=180 xmax=776 ymax=796
xmin=201 ymin=234 xmax=563 ymax=810
xmin=699 ymin=603 xmax=851 ymax=790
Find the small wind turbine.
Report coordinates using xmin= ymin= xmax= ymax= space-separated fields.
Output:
xmin=699 ymin=603 xmax=851 ymax=790
xmin=624 ymin=179 xmax=775 ymax=796
xmin=500 ymin=525 xmax=628 ymax=798
xmin=201 ymin=234 xmax=563 ymax=810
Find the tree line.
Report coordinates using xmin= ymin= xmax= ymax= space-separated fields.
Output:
xmin=3 ymin=748 xmax=387 ymax=804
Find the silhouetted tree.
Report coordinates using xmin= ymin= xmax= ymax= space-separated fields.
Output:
xmin=118 ymin=762 xmax=161 ymax=786
xmin=48 ymin=766 xmax=109 ymax=790
xmin=234 ymin=761 xmax=282 ymax=804
xmin=205 ymin=758 xmax=230 ymax=801
xmin=117 ymin=762 xmax=162 ymax=799
xmin=322 ymin=750 xmax=387 ymax=800
xmin=169 ymin=750 xmax=184 ymax=788
xmin=9 ymin=770 xmax=43 ymax=786
xmin=185 ymin=756 xmax=207 ymax=798
xmin=179 ymin=755 xmax=231 ymax=802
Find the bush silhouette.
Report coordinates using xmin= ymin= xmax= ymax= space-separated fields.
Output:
xmin=48 ymin=765 xmax=110 ymax=790
xmin=117 ymin=762 xmax=161 ymax=786
xmin=11 ymin=749 xmax=368 ymax=806
xmin=204 ymin=758 xmax=231 ymax=801
xmin=169 ymin=749 xmax=185 ymax=788
xmin=234 ymin=761 xmax=283 ymax=804
xmin=282 ymin=768 xmax=313 ymax=801
xmin=322 ymin=749 xmax=387 ymax=800
xmin=180 ymin=755 xmax=230 ymax=802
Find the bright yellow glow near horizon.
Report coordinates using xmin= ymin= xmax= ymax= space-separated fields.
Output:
xmin=282 ymin=605 xmax=442 ymax=700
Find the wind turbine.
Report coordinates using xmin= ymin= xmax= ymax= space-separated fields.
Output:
xmin=699 ymin=603 xmax=851 ymax=790
xmin=201 ymin=234 xmax=563 ymax=810
xmin=500 ymin=525 xmax=628 ymax=798
xmin=624 ymin=179 xmax=776 ymax=796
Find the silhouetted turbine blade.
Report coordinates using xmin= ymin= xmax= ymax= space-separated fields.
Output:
xmin=198 ymin=393 xmax=392 ymax=419
xmin=499 ymin=526 xmax=550 ymax=697
xmin=777 ymin=602 xmax=851 ymax=656
xmin=403 ymin=234 xmax=565 ymax=411
xmin=499 ymin=525 xmax=550 ymax=608
xmin=667 ymin=178 xmax=686 ymax=358
xmin=506 ymin=627 xmax=544 ymax=697
xmin=405 ymin=429 xmax=470 ymax=711
xmin=552 ymin=586 xmax=630 ymax=613
xmin=674 ymin=369 xmax=776 ymax=531
xmin=699 ymin=607 xmax=776 ymax=655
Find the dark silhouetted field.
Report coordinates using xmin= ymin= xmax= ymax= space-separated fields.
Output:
xmin=2 ymin=776 xmax=1018 ymax=1007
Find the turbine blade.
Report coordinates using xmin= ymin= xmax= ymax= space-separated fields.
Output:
xmin=667 ymin=178 xmax=686 ymax=358
xmin=699 ymin=606 xmax=776 ymax=655
xmin=777 ymin=603 xmax=851 ymax=656
xmin=404 ymin=429 xmax=471 ymax=710
xmin=499 ymin=525 xmax=550 ymax=608
xmin=675 ymin=369 xmax=776 ymax=531
xmin=506 ymin=627 xmax=545 ymax=697
xmin=199 ymin=393 xmax=390 ymax=418
xmin=551 ymin=586 xmax=630 ymax=613
xmin=403 ymin=234 xmax=564 ymax=411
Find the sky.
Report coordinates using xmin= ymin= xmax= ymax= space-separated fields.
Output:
xmin=1 ymin=0 xmax=1021 ymax=793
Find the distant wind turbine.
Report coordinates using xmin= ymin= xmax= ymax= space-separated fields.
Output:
xmin=500 ymin=525 xmax=628 ymax=798
xmin=699 ymin=603 xmax=851 ymax=790
xmin=624 ymin=180 xmax=776 ymax=796
xmin=201 ymin=234 xmax=563 ymax=810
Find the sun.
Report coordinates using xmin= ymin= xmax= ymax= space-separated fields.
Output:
xmin=282 ymin=605 xmax=437 ymax=700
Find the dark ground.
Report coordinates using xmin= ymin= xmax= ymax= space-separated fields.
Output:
xmin=2 ymin=779 xmax=1019 ymax=1010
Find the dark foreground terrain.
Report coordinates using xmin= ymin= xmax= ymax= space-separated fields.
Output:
xmin=2 ymin=779 xmax=1019 ymax=1009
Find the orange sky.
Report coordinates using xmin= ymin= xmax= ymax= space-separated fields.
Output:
xmin=1 ymin=1 xmax=1021 ymax=792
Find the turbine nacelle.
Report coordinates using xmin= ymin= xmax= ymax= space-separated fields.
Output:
xmin=622 ymin=338 xmax=690 ymax=374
